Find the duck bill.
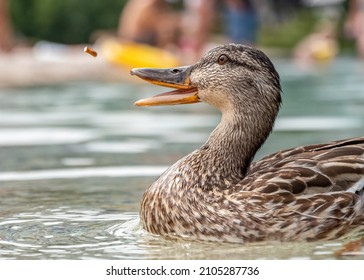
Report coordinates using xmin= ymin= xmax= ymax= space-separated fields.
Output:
xmin=131 ymin=66 xmax=199 ymax=106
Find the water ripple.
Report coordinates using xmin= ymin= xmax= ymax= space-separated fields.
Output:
xmin=0 ymin=166 xmax=168 ymax=181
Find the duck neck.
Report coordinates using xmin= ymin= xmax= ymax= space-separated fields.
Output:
xmin=192 ymin=106 xmax=275 ymax=189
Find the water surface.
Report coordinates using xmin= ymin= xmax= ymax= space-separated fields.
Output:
xmin=1 ymin=58 xmax=364 ymax=259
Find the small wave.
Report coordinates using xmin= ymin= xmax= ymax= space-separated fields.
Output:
xmin=275 ymin=117 xmax=362 ymax=131
xmin=0 ymin=128 xmax=97 ymax=147
xmin=85 ymin=140 xmax=159 ymax=153
xmin=106 ymin=214 xmax=141 ymax=237
xmin=0 ymin=166 xmax=168 ymax=182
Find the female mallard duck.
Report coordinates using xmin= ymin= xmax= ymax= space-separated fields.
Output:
xmin=131 ymin=44 xmax=364 ymax=243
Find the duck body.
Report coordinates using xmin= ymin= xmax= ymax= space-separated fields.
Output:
xmin=131 ymin=44 xmax=364 ymax=243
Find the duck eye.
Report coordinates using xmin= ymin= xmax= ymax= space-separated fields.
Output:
xmin=217 ymin=54 xmax=228 ymax=65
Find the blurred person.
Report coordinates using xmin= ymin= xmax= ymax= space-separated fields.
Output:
xmin=0 ymin=0 xmax=12 ymax=52
xmin=294 ymin=19 xmax=339 ymax=65
xmin=223 ymin=0 xmax=259 ymax=45
xmin=179 ymin=0 xmax=215 ymax=63
xmin=345 ymin=0 xmax=364 ymax=58
xmin=118 ymin=0 xmax=180 ymax=49
xmin=179 ymin=0 xmax=259 ymax=63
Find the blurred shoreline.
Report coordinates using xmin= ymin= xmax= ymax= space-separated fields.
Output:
xmin=0 ymin=44 xmax=133 ymax=88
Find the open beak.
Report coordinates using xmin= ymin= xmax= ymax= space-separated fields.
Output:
xmin=131 ymin=66 xmax=200 ymax=106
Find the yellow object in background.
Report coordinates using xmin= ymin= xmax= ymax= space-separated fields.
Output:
xmin=311 ymin=40 xmax=337 ymax=62
xmin=101 ymin=39 xmax=180 ymax=69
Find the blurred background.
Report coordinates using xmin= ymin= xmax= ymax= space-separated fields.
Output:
xmin=0 ymin=0 xmax=364 ymax=260
xmin=1 ymin=0 xmax=364 ymax=86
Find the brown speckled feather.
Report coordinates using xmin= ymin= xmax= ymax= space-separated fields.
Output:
xmin=244 ymin=137 xmax=364 ymax=195
xmin=134 ymin=44 xmax=364 ymax=243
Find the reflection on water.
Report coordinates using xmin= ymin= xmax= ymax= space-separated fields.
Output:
xmin=0 ymin=58 xmax=364 ymax=259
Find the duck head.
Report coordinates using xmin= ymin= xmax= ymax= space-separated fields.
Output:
xmin=131 ymin=44 xmax=282 ymax=117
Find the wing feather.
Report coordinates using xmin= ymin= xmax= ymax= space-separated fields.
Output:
xmin=243 ymin=137 xmax=364 ymax=195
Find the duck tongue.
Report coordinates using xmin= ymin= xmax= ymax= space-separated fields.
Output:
xmin=131 ymin=66 xmax=200 ymax=106
xmin=134 ymin=88 xmax=199 ymax=106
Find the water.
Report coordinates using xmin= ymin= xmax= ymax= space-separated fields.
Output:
xmin=1 ymin=57 xmax=364 ymax=259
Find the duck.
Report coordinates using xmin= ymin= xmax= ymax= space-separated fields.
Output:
xmin=130 ymin=44 xmax=364 ymax=243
